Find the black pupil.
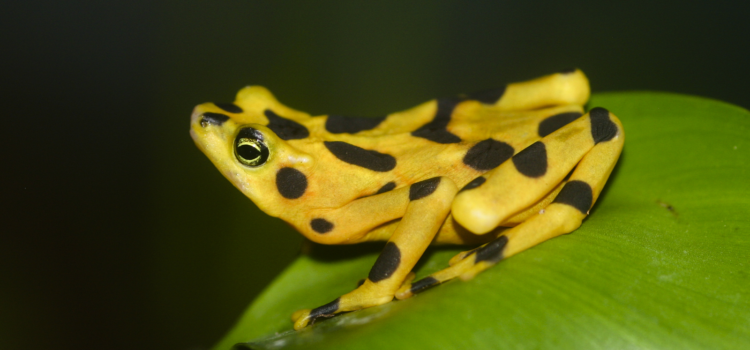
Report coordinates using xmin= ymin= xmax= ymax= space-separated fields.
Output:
xmin=238 ymin=142 xmax=260 ymax=160
xmin=235 ymin=127 xmax=269 ymax=166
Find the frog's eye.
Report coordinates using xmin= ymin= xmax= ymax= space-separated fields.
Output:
xmin=234 ymin=128 xmax=269 ymax=167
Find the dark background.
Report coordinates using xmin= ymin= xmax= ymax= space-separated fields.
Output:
xmin=2 ymin=1 xmax=748 ymax=349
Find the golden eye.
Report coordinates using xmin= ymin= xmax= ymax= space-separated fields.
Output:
xmin=234 ymin=128 xmax=269 ymax=167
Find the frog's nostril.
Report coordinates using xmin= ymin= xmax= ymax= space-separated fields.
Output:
xmin=199 ymin=112 xmax=230 ymax=127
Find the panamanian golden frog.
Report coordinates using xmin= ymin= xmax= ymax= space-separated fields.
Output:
xmin=190 ymin=69 xmax=624 ymax=330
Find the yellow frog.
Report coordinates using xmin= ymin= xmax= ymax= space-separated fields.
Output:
xmin=190 ymin=69 xmax=624 ymax=330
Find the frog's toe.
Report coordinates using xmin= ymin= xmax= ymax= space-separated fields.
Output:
xmin=396 ymin=276 xmax=442 ymax=300
xmin=459 ymin=261 xmax=495 ymax=281
xmin=397 ymin=235 xmax=511 ymax=299
xmin=395 ymin=272 xmax=416 ymax=290
xmin=395 ymin=284 xmax=412 ymax=300
xmin=291 ymin=309 xmax=312 ymax=330
xmin=291 ymin=298 xmax=341 ymax=330
xmin=448 ymin=248 xmax=477 ymax=266
xmin=394 ymin=272 xmax=417 ymax=300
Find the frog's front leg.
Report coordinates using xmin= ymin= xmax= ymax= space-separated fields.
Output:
xmin=292 ymin=177 xmax=458 ymax=330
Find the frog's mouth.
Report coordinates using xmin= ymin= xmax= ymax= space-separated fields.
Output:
xmin=190 ymin=113 xmax=221 ymax=155
xmin=190 ymin=105 xmax=238 ymax=172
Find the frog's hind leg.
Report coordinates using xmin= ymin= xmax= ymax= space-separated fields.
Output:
xmin=491 ymin=68 xmax=590 ymax=111
xmin=453 ymin=107 xmax=624 ymax=234
xmin=397 ymin=108 xmax=624 ymax=299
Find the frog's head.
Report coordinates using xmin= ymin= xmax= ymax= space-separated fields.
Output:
xmin=190 ymin=86 xmax=314 ymax=217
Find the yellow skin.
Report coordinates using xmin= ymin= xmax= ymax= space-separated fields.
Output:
xmin=190 ymin=70 xmax=624 ymax=330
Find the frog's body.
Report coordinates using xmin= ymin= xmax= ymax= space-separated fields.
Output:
xmin=190 ymin=70 xmax=624 ymax=329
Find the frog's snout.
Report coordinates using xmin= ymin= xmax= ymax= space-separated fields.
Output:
xmin=198 ymin=112 xmax=230 ymax=128
xmin=190 ymin=106 xmax=234 ymax=150
xmin=191 ymin=105 xmax=231 ymax=129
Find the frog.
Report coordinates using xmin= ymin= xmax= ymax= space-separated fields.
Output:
xmin=190 ymin=69 xmax=624 ymax=330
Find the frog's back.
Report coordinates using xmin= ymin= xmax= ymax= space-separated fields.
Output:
xmin=286 ymin=90 xmax=587 ymax=197
xmin=191 ymin=69 xmax=590 ymax=210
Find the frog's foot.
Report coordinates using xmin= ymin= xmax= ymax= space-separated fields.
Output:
xmin=397 ymin=191 xmax=596 ymax=300
xmin=291 ymin=282 xmax=401 ymax=330
xmin=395 ymin=235 xmax=508 ymax=300
xmin=448 ymin=247 xmax=479 ymax=266
xmin=291 ymin=297 xmax=350 ymax=330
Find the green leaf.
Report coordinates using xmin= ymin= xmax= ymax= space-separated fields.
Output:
xmin=214 ymin=92 xmax=750 ymax=350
